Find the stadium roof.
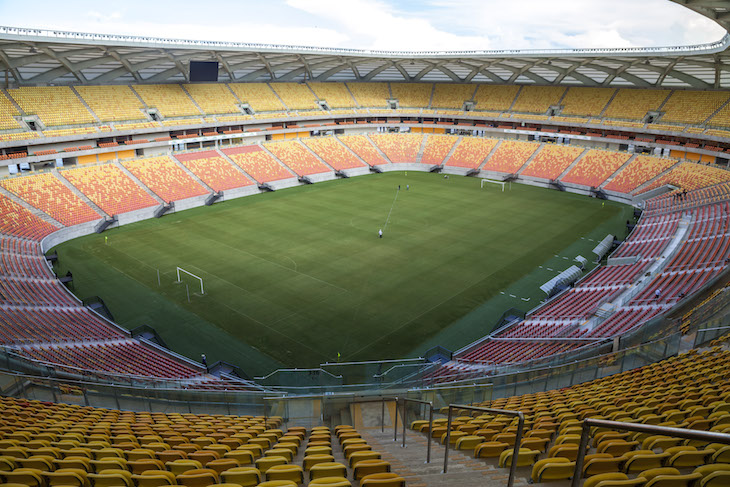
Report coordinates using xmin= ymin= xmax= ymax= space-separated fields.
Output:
xmin=2 ymin=1 xmax=730 ymax=89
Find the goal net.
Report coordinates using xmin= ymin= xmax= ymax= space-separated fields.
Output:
xmin=175 ymin=267 xmax=205 ymax=295
xmin=481 ymin=179 xmax=510 ymax=191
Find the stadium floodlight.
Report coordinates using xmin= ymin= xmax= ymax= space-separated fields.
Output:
xmin=481 ymin=179 xmax=509 ymax=191
xmin=176 ymin=267 xmax=204 ymax=295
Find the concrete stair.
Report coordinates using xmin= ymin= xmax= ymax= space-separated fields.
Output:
xmin=630 ymin=159 xmax=683 ymax=195
xmin=0 ymin=186 xmax=62 ymax=228
xmin=597 ymin=89 xmax=619 ymax=118
xmin=179 ymin=85 xmax=206 ymax=116
xmin=298 ymin=140 xmax=336 ymax=172
xmin=334 ymin=135 xmax=370 ymax=167
xmin=365 ymin=134 xmax=393 ymax=165
xmin=600 ymin=153 xmax=638 ymax=189
xmin=477 ymin=139 xmax=503 ymax=171
xmin=556 ymin=148 xmax=589 ymax=181
xmin=112 ymin=161 xmax=166 ymax=204
xmin=169 ymin=154 xmax=216 ymax=193
xmin=69 ymin=86 xmax=102 ymax=124
xmin=259 ymin=144 xmax=300 ymax=178
xmin=416 ymin=135 xmax=428 ymax=164
xmin=440 ymin=136 xmax=463 ymax=166
xmin=267 ymin=82 xmax=289 ymax=111
xmin=516 ymin=142 xmax=545 ymax=175
xmin=1 ymin=88 xmax=26 ymax=115
xmin=215 ymin=148 xmax=261 ymax=184
xmin=53 ymin=170 xmax=109 ymax=218
xmin=360 ymin=427 xmax=532 ymax=487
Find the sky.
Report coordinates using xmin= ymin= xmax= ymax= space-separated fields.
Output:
xmin=0 ymin=0 xmax=725 ymax=52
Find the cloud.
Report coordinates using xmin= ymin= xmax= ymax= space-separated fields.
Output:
xmin=0 ymin=0 xmax=725 ymax=51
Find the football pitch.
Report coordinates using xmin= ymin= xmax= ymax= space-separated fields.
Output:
xmin=51 ymin=172 xmax=633 ymax=376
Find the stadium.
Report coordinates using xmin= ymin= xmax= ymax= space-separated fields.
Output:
xmin=0 ymin=0 xmax=730 ymax=486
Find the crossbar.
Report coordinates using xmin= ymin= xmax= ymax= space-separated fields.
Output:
xmin=571 ymin=418 xmax=730 ymax=487
xmin=176 ymin=267 xmax=204 ymax=294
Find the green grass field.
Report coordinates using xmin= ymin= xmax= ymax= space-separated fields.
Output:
xmin=51 ymin=172 xmax=633 ymax=376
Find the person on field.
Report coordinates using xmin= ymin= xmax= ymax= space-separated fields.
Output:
xmin=378 ymin=229 xmax=383 ymax=238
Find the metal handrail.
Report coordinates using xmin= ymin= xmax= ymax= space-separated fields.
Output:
xmin=443 ymin=404 xmax=525 ymax=487
xmin=571 ymin=418 xmax=730 ymax=487
xmin=396 ymin=398 xmax=434 ymax=463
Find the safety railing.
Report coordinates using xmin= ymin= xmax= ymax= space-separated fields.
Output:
xmin=395 ymin=398 xmax=434 ymax=463
xmin=571 ymin=419 xmax=730 ymax=487
xmin=443 ymin=404 xmax=525 ymax=487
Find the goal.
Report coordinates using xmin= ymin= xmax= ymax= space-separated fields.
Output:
xmin=481 ymin=179 xmax=510 ymax=191
xmin=175 ymin=267 xmax=205 ymax=295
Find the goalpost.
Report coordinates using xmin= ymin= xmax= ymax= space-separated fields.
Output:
xmin=481 ymin=179 xmax=510 ymax=191
xmin=176 ymin=267 xmax=204 ymax=295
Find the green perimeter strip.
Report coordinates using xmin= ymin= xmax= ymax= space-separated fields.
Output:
xmin=50 ymin=172 xmax=631 ymax=377
xmin=410 ymin=197 xmax=634 ymax=357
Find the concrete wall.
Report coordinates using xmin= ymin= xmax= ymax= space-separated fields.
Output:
xmin=222 ymin=185 xmax=262 ymax=201
xmin=307 ymin=172 xmax=336 ymax=183
xmin=172 ymin=195 xmax=208 ymax=213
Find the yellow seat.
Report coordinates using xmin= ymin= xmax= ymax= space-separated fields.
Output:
xmin=271 ymin=443 xmax=297 ymax=456
xmin=699 ymin=470 xmax=730 ymax=487
xmin=45 ymin=468 xmax=89 ymax=487
xmin=126 ymin=449 xmax=156 ymax=461
xmin=303 ymin=454 xmax=335 ymax=471
xmin=255 ymin=481 xmax=297 ymax=487
xmin=664 ymin=446 xmax=713 ymax=468
xmin=2 ymin=468 xmax=46 ymax=487
xmin=498 ymin=448 xmax=540 ymax=468
xmin=584 ymin=454 xmax=625 ymax=477
xmin=308 ymin=462 xmax=347 ymax=481
xmin=639 ymin=468 xmax=702 ymax=487
xmin=265 ymin=464 xmax=304 ymax=484
xmin=93 ymin=449 xmax=124 ymax=460
xmin=359 ymin=472 xmax=405 ymax=487
xmin=531 ymin=457 xmax=575 ymax=483
xmin=175 ymin=468 xmax=219 ymax=487
xmin=352 ymin=460 xmax=390 ymax=481
xmin=548 ymin=444 xmax=579 ymax=461
xmin=90 ymin=458 xmax=127 ymax=472
xmin=637 ymin=467 xmax=680 ymax=483
xmin=623 ymin=451 xmax=670 ymax=473
xmin=264 ymin=449 xmax=293 ymax=462
xmin=88 ymin=470 xmax=133 ymax=487
xmin=348 ymin=451 xmax=381 ymax=468
xmin=343 ymin=444 xmax=371 ymax=459
xmin=219 ymin=466 xmax=261 ymax=487
xmin=308 ymin=478 xmax=351 ymax=487
xmin=234 ymin=445 xmax=263 ymax=459
xmin=474 ymin=442 xmax=509 ymax=458
xmin=131 ymin=470 xmax=177 ymax=487
xmin=304 ymin=446 xmax=332 ymax=457
xmin=222 ymin=450 xmax=254 ymax=466
xmin=455 ymin=436 xmax=484 ymax=451
xmin=204 ymin=458 xmax=239 ymax=475
xmin=127 ymin=459 xmax=165 ymax=474
xmin=0 ymin=456 xmax=16 ymax=471
xmin=712 ymin=446 xmax=730 ymax=463
xmin=166 ymin=460 xmax=204 ymax=476
xmin=18 ymin=456 xmax=55 ymax=471
xmin=598 ymin=440 xmax=639 ymax=457
xmin=254 ymin=456 xmax=287 ymax=474
xmin=584 ymin=472 xmax=643 ymax=487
